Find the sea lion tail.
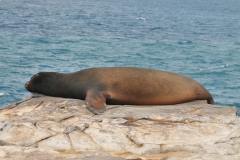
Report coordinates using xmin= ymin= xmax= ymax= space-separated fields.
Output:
xmin=207 ymin=96 xmax=215 ymax=105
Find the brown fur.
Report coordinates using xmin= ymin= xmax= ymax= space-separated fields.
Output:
xmin=25 ymin=67 xmax=214 ymax=114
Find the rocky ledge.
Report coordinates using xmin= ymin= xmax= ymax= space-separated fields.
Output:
xmin=0 ymin=94 xmax=239 ymax=160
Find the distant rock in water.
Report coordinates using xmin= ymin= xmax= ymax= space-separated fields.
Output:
xmin=0 ymin=93 xmax=239 ymax=159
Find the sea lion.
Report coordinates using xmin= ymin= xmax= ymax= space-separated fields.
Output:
xmin=25 ymin=67 xmax=214 ymax=114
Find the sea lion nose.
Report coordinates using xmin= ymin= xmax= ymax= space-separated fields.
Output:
xmin=25 ymin=81 xmax=29 ymax=88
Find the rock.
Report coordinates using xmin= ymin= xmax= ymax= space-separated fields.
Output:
xmin=0 ymin=93 xmax=239 ymax=159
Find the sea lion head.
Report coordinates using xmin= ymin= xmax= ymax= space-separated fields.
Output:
xmin=25 ymin=72 xmax=59 ymax=95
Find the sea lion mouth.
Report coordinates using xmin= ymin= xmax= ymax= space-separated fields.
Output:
xmin=25 ymin=81 xmax=30 ymax=89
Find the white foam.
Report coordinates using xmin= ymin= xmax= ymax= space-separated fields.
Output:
xmin=0 ymin=93 xmax=3 ymax=96
xmin=209 ymin=65 xmax=226 ymax=70
xmin=136 ymin=17 xmax=146 ymax=21
xmin=199 ymin=64 xmax=229 ymax=71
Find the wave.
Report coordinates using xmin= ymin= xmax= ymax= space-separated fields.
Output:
xmin=136 ymin=17 xmax=146 ymax=21
xmin=199 ymin=64 xmax=229 ymax=71
xmin=177 ymin=40 xmax=193 ymax=45
xmin=0 ymin=93 xmax=3 ymax=96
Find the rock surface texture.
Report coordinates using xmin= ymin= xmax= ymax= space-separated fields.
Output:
xmin=0 ymin=94 xmax=239 ymax=160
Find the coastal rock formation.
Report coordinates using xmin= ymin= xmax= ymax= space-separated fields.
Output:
xmin=0 ymin=94 xmax=239 ymax=159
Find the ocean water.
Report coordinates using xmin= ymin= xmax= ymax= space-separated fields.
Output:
xmin=0 ymin=0 xmax=240 ymax=114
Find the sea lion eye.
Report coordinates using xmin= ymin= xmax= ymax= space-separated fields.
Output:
xmin=30 ymin=73 xmax=39 ymax=81
xmin=30 ymin=75 xmax=34 ymax=81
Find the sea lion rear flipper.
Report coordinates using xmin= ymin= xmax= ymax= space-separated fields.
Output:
xmin=85 ymin=89 xmax=107 ymax=115
xmin=207 ymin=95 xmax=215 ymax=105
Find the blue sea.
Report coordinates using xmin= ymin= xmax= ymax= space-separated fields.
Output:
xmin=0 ymin=0 xmax=240 ymax=114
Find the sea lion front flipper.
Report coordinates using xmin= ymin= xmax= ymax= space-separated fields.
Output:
xmin=85 ymin=89 xmax=107 ymax=115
